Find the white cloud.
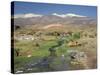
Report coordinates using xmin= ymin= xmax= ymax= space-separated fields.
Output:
xmin=13 ymin=13 xmax=87 ymax=18
xmin=52 ymin=13 xmax=67 ymax=18
xmin=52 ymin=13 xmax=86 ymax=18
xmin=14 ymin=13 xmax=43 ymax=18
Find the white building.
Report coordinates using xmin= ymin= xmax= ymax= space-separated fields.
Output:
xmin=15 ymin=35 xmax=34 ymax=41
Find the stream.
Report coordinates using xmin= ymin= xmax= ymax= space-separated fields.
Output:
xmin=15 ymin=37 xmax=69 ymax=73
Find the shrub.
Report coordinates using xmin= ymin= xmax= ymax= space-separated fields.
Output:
xmin=72 ymin=32 xmax=80 ymax=40
xmin=14 ymin=48 xmax=20 ymax=57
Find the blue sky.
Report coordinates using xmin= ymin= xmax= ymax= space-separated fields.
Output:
xmin=12 ymin=1 xmax=97 ymax=18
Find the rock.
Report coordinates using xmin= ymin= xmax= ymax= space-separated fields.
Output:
xmin=67 ymin=50 xmax=87 ymax=62
xmin=27 ymin=55 xmax=32 ymax=58
xmin=67 ymin=50 xmax=88 ymax=68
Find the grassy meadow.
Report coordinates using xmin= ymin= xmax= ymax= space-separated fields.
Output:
xmin=13 ymin=24 xmax=97 ymax=73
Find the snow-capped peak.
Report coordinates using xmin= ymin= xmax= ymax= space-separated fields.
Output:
xmin=52 ymin=13 xmax=86 ymax=18
xmin=14 ymin=13 xmax=43 ymax=18
xmin=65 ymin=13 xmax=86 ymax=17
xmin=52 ymin=13 xmax=67 ymax=18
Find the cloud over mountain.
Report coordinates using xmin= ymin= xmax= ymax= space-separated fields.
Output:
xmin=52 ymin=13 xmax=86 ymax=18
xmin=14 ymin=13 xmax=87 ymax=18
xmin=14 ymin=13 xmax=43 ymax=18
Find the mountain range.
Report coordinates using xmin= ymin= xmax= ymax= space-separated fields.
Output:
xmin=12 ymin=13 xmax=97 ymax=26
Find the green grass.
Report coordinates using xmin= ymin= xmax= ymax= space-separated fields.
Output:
xmin=14 ymin=36 xmax=70 ymax=70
